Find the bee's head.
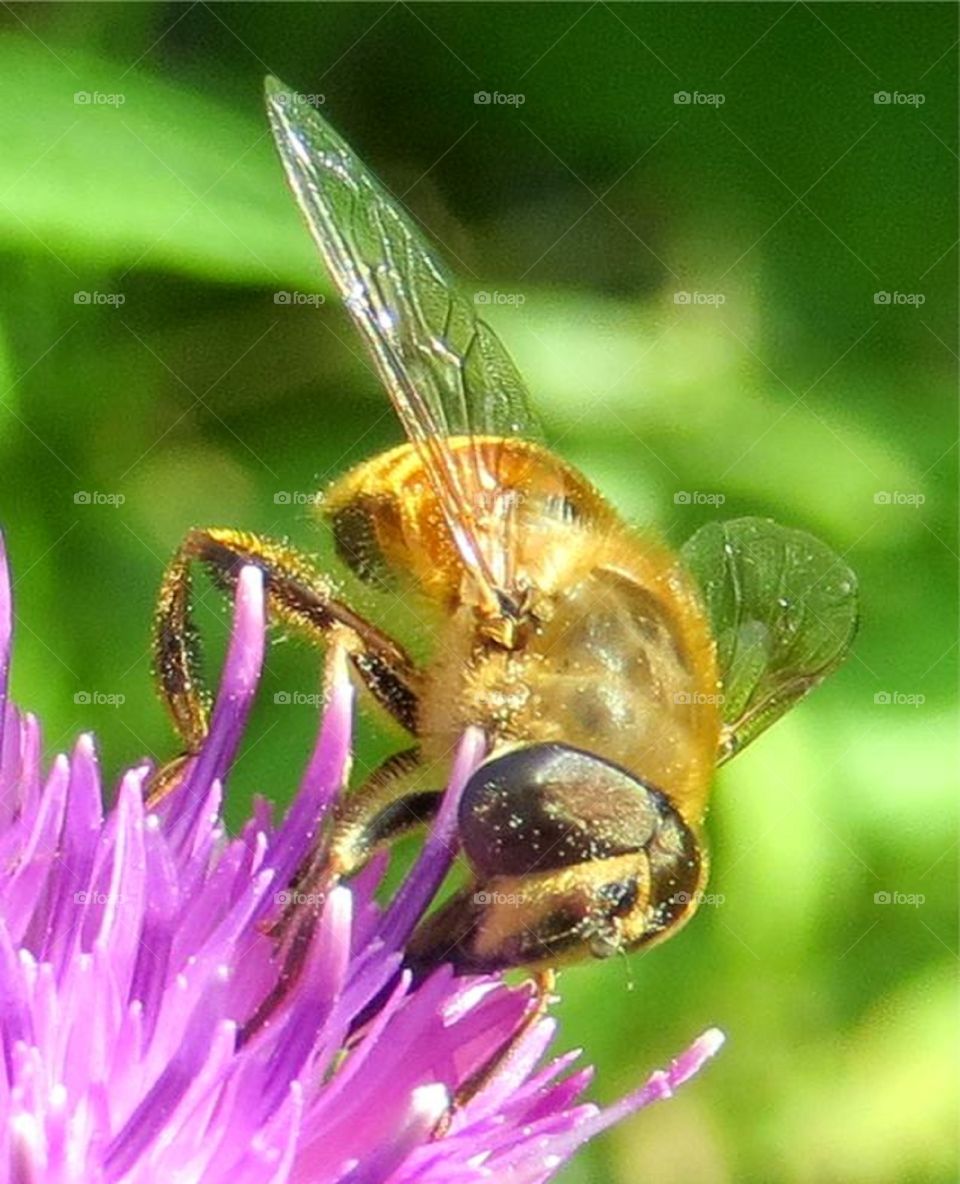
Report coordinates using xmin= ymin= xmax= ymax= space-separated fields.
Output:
xmin=407 ymin=743 xmax=705 ymax=973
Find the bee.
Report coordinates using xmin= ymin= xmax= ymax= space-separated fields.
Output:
xmin=151 ymin=78 xmax=858 ymax=982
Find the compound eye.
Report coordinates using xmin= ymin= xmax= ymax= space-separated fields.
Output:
xmin=407 ymin=743 xmax=704 ymax=974
xmin=458 ymin=742 xmax=676 ymax=880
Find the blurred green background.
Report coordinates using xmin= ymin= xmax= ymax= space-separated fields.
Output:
xmin=0 ymin=4 xmax=956 ymax=1181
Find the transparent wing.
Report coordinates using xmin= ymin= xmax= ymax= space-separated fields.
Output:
xmin=680 ymin=517 xmax=858 ymax=762
xmin=265 ymin=78 xmax=541 ymax=606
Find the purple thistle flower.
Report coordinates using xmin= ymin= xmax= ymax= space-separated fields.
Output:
xmin=0 ymin=535 xmax=722 ymax=1183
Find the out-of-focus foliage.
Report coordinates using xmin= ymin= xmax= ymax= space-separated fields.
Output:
xmin=0 ymin=5 xmax=955 ymax=1182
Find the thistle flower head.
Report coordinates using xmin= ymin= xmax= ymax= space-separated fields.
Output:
xmin=0 ymin=537 xmax=722 ymax=1182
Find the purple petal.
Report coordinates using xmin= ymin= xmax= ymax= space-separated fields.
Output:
xmin=376 ymin=728 xmax=485 ymax=954
xmin=0 ymin=535 xmax=11 ymax=771
xmin=170 ymin=565 xmax=266 ymax=846
xmin=0 ymin=532 xmax=724 ymax=1184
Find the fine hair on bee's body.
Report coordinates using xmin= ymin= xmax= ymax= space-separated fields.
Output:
xmin=326 ymin=435 xmax=720 ymax=814
xmin=150 ymin=79 xmax=858 ymax=986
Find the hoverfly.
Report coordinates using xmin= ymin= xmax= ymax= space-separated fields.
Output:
xmin=151 ymin=78 xmax=858 ymax=981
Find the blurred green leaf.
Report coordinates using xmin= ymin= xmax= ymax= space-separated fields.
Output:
xmin=0 ymin=39 xmax=321 ymax=285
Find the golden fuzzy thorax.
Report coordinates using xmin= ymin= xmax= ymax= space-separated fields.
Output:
xmin=328 ymin=438 xmax=720 ymax=824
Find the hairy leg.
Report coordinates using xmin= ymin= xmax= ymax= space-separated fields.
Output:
xmin=149 ymin=526 xmax=421 ymax=804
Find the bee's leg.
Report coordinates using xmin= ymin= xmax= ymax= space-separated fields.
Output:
xmin=328 ymin=747 xmax=450 ymax=877
xmin=148 ymin=526 xmax=421 ymax=806
xmin=268 ymin=742 xmax=447 ymax=941
xmin=242 ymin=749 xmax=444 ymax=1043
xmin=269 ymin=744 xmax=442 ymax=933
